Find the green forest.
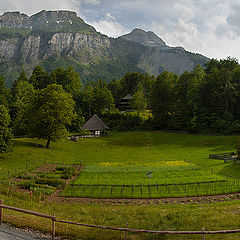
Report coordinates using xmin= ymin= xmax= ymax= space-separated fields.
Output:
xmin=0 ymin=56 xmax=240 ymax=150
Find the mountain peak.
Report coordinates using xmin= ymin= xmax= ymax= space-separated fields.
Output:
xmin=0 ymin=10 xmax=96 ymax=34
xmin=120 ymin=28 xmax=166 ymax=47
xmin=30 ymin=10 xmax=78 ymax=21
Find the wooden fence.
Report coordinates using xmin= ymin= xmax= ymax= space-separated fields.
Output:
xmin=0 ymin=199 xmax=240 ymax=239
xmin=209 ymin=153 xmax=238 ymax=162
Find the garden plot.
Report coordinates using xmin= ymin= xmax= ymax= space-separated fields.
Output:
xmin=11 ymin=164 xmax=82 ymax=195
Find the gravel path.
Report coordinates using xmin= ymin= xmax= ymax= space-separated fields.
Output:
xmin=0 ymin=224 xmax=50 ymax=240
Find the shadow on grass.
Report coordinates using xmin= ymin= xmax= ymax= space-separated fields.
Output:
xmin=101 ymin=131 xmax=237 ymax=149
xmin=218 ymin=162 xmax=240 ymax=178
xmin=12 ymin=139 xmax=45 ymax=149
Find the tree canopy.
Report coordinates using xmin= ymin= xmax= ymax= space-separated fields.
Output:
xmin=27 ymin=84 xmax=76 ymax=148
xmin=0 ymin=105 xmax=12 ymax=152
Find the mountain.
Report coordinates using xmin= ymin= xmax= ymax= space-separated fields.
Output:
xmin=0 ymin=10 xmax=209 ymax=87
xmin=121 ymin=28 xmax=166 ymax=47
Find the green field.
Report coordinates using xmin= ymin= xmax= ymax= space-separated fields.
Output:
xmin=0 ymin=131 xmax=240 ymax=239
xmin=60 ymin=132 xmax=240 ymax=198
xmin=0 ymin=131 xmax=239 ymax=198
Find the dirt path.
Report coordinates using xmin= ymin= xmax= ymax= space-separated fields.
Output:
xmin=48 ymin=192 xmax=240 ymax=205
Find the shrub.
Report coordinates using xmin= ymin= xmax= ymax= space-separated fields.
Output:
xmin=17 ymin=174 xmax=36 ymax=180
xmin=35 ymin=178 xmax=65 ymax=189
xmin=18 ymin=181 xmax=35 ymax=190
xmin=30 ymin=187 xmax=54 ymax=195
xmin=56 ymin=166 xmax=66 ymax=171
xmin=61 ymin=167 xmax=76 ymax=179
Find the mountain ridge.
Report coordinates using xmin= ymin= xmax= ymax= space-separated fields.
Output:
xmin=0 ymin=10 xmax=209 ymax=87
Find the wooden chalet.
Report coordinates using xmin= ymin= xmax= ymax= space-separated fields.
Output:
xmin=81 ymin=114 xmax=109 ymax=136
xmin=116 ymin=94 xmax=133 ymax=111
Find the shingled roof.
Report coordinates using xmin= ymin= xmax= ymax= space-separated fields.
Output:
xmin=81 ymin=114 xmax=109 ymax=131
xmin=122 ymin=94 xmax=133 ymax=100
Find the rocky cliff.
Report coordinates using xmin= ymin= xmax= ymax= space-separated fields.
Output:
xmin=0 ymin=10 xmax=209 ymax=86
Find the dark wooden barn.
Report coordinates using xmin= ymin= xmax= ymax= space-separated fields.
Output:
xmin=116 ymin=94 xmax=133 ymax=112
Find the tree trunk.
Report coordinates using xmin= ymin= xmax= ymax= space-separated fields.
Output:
xmin=46 ymin=137 xmax=51 ymax=149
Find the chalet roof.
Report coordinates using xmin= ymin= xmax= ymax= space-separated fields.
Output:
xmin=81 ymin=114 xmax=109 ymax=131
xmin=122 ymin=94 xmax=133 ymax=100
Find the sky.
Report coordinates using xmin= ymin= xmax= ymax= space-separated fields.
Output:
xmin=0 ymin=0 xmax=240 ymax=60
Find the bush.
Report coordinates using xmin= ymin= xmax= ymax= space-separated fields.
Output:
xmin=30 ymin=187 xmax=54 ymax=195
xmin=18 ymin=181 xmax=35 ymax=190
xmin=100 ymin=112 xmax=152 ymax=131
xmin=17 ymin=173 xmax=36 ymax=180
xmin=61 ymin=167 xmax=76 ymax=179
xmin=35 ymin=178 xmax=65 ymax=189
xmin=56 ymin=166 xmax=66 ymax=171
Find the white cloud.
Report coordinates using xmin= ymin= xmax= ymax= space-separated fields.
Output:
xmin=82 ymin=0 xmax=100 ymax=6
xmin=89 ymin=12 xmax=130 ymax=37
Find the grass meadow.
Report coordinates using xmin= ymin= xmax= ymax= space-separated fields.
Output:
xmin=0 ymin=131 xmax=239 ymax=198
xmin=0 ymin=131 xmax=240 ymax=239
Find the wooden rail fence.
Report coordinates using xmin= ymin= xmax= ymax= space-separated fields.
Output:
xmin=209 ymin=153 xmax=238 ymax=163
xmin=0 ymin=199 xmax=240 ymax=239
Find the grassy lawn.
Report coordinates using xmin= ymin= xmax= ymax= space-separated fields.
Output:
xmin=0 ymin=131 xmax=240 ymax=239
xmin=1 ymin=189 xmax=240 ymax=240
xmin=0 ymin=131 xmax=239 ymax=198
xmin=61 ymin=131 xmax=239 ymax=198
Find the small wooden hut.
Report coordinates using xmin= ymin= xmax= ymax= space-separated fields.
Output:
xmin=116 ymin=94 xmax=133 ymax=111
xmin=81 ymin=114 xmax=109 ymax=136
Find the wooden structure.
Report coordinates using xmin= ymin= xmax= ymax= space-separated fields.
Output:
xmin=209 ymin=152 xmax=238 ymax=163
xmin=81 ymin=114 xmax=109 ymax=136
xmin=116 ymin=94 xmax=133 ymax=111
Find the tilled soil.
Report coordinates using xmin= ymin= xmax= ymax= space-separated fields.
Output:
xmin=48 ymin=192 xmax=240 ymax=205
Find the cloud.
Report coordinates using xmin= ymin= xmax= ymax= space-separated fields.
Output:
xmin=89 ymin=12 xmax=130 ymax=37
xmin=82 ymin=0 xmax=100 ymax=5
xmin=227 ymin=3 xmax=240 ymax=35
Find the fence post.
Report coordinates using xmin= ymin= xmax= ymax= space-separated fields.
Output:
xmin=0 ymin=199 xmax=3 ymax=225
xmin=52 ymin=213 xmax=56 ymax=240
xmin=124 ymin=222 xmax=128 ymax=240
xmin=202 ymin=227 xmax=205 ymax=240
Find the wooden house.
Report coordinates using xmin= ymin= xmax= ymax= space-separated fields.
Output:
xmin=81 ymin=114 xmax=109 ymax=136
xmin=116 ymin=94 xmax=133 ymax=112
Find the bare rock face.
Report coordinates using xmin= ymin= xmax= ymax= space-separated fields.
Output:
xmin=0 ymin=38 xmax=19 ymax=59
xmin=29 ymin=10 xmax=78 ymax=28
xmin=0 ymin=10 xmax=79 ymax=29
xmin=20 ymin=36 xmax=41 ymax=63
xmin=0 ymin=11 xmax=29 ymax=28
xmin=0 ymin=10 xmax=107 ymax=64
xmin=46 ymin=32 xmax=110 ymax=56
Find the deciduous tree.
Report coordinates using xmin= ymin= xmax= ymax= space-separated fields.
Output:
xmin=27 ymin=84 xmax=76 ymax=148
xmin=0 ymin=105 xmax=12 ymax=152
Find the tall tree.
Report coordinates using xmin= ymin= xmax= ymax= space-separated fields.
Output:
xmin=0 ymin=76 xmax=8 ymax=107
xmin=11 ymin=81 xmax=35 ymax=136
xmin=150 ymin=71 xmax=178 ymax=128
xmin=50 ymin=66 xmax=82 ymax=97
xmin=130 ymin=84 xmax=147 ymax=112
xmin=93 ymin=85 xmax=114 ymax=114
xmin=27 ymin=84 xmax=76 ymax=148
xmin=29 ymin=66 xmax=50 ymax=90
xmin=12 ymin=70 xmax=28 ymax=99
xmin=175 ymin=65 xmax=205 ymax=131
xmin=0 ymin=105 xmax=12 ymax=152
xmin=82 ymin=84 xmax=95 ymax=117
